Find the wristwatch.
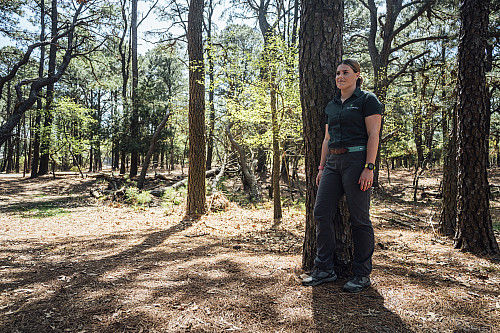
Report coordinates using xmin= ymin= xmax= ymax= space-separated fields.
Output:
xmin=365 ymin=163 xmax=376 ymax=170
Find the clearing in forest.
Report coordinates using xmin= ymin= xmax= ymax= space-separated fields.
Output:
xmin=0 ymin=170 xmax=499 ymax=332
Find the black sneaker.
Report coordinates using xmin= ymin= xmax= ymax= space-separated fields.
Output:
xmin=302 ymin=268 xmax=337 ymax=286
xmin=343 ymin=275 xmax=371 ymax=293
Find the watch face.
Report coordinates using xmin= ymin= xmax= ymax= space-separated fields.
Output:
xmin=366 ymin=163 xmax=375 ymax=170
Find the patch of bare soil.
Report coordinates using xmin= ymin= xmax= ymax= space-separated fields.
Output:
xmin=0 ymin=170 xmax=499 ymax=333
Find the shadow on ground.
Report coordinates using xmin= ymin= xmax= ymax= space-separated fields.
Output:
xmin=0 ymin=215 xmax=415 ymax=333
xmin=312 ymin=283 xmax=413 ymax=333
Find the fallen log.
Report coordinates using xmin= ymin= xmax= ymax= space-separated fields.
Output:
xmin=226 ymin=123 xmax=261 ymax=202
xmin=150 ymin=168 xmax=220 ymax=197
xmin=155 ymin=172 xmax=170 ymax=181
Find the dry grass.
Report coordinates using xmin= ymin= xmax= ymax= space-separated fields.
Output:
xmin=0 ymin=169 xmax=499 ymax=332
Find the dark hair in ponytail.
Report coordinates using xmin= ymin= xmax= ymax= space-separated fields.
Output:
xmin=339 ymin=59 xmax=363 ymax=87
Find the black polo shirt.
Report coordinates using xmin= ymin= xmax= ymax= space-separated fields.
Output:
xmin=325 ymin=87 xmax=382 ymax=149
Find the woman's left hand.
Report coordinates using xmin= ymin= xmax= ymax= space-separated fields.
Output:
xmin=358 ymin=169 xmax=374 ymax=191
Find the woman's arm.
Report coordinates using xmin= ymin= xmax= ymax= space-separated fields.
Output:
xmin=358 ymin=114 xmax=382 ymax=191
xmin=316 ymin=124 xmax=330 ymax=187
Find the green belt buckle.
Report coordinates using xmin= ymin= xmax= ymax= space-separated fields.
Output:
xmin=347 ymin=146 xmax=367 ymax=152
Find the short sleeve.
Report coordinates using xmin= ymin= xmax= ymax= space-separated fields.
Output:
xmin=363 ymin=92 xmax=383 ymax=117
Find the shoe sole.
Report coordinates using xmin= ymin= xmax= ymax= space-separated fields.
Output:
xmin=302 ymin=276 xmax=337 ymax=287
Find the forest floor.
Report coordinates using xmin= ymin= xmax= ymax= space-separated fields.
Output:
xmin=0 ymin=168 xmax=499 ymax=333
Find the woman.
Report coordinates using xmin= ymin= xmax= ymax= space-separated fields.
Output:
xmin=302 ymin=59 xmax=382 ymax=292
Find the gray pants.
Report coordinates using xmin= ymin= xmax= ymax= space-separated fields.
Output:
xmin=313 ymin=151 xmax=374 ymax=276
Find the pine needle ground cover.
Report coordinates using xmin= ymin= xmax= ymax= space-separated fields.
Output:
xmin=0 ymin=171 xmax=499 ymax=332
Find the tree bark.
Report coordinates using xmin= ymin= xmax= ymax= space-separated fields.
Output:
xmin=5 ymin=82 xmax=14 ymax=173
xmin=455 ymin=0 xmax=499 ymax=255
xmin=206 ymin=0 xmax=216 ymax=171
xmin=299 ymin=0 xmax=345 ymax=271
xmin=186 ymin=0 xmax=206 ymax=216
xmin=118 ymin=0 xmax=129 ymax=175
xmin=38 ymin=0 xmax=58 ymax=175
xmin=31 ymin=0 xmax=45 ymax=178
xmin=411 ymin=71 xmax=425 ymax=167
xmin=129 ymin=0 xmax=139 ymax=177
xmin=271 ymin=81 xmax=282 ymax=220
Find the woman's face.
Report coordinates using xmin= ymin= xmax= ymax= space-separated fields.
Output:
xmin=336 ymin=64 xmax=359 ymax=91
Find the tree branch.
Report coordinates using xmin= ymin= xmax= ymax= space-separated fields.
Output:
xmin=0 ymin=2 xmax=86 ymax=148
xmin=358 ymin=0 xmax=370 ymax=10
xmin=367 ymin=0 xmax=380 ymax=60
xmin=390 ymin=35 xmax=448 ymax=53
xmin=350 ymin=34 xmax=369 ymax=42
xmin=392 ymin=0 xmax=435 ymax=39
xmin=401 ymin=0 xmax=427 ymax=11
xmin=0 ymin=30 xmax=71 ymax=96
xmin=138 ymin=0 xmax=160 ymax=27
xmin=387 ymin=50 xmax=430 ymax=86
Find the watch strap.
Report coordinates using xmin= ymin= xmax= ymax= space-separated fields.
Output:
xmin=365 ymin=163 xmax=376 ymax=170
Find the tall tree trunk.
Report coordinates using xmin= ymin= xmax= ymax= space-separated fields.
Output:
xmin=411 ymin=72 xmax=425 ymax=167
xmin=15 ymin=119 xmax=20 ymax=173
xmin=186 ymin=0 xmax=206 ymax=216
xmin=5 ymin=82 xmax=14 ymax=173
xmin=38 ymin=0 xmax=57 ymax=175
xmin=94 ymin=89 xmax=102 ymax=172
xmin=299 ymin=0 xmax=344 ymax=271
xmin=118 ymin=0 xmax=129 ymax=175
xmin=129 ymin=0 xmax=139 ymax=177
xmin=206 ymin=0 xmax=216 ymax=170
xmin=0 ymin=140 xmax=7 ymax=172
xmin=23 ymin=114 xmax=28 ymax=176
xmin=112 ymin=90 xmax=120 ymax=170
xmin=455 ymin=0 xmax=499 ymax=255
xmin=31 ymin=0 xmax=45 ymax=178
xmin=280 ymin=138 xmax=290 ymax=183
xmin=271 ymin=81 xmax=282 ymax=220
xmin=5 ymin=139 xmax=14 ymax=173
xmin=120 ymin=150 xmax=126 ymax=174
xmin=253 ymin=1 xmax=283 ymax=217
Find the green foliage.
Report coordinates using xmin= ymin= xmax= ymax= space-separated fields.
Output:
xmin=2 ymin=0 xmax=499 ymax=182
xmin=214 ymin=25 xmax=302 ymax=155
xmin=18 ymin=202 xmax=69 ymax=219
xmin=135 ymin=45 xmax=187 ymax=163
xmin=162 ymin=186 xmax=187 ymax=211
xmin=493 ymin=220 xmax=500 ymax=232
xmin=125 ymin=187 xmax=152 ymax=206
xmin=50 ymin=97 xmax=96 ymax=170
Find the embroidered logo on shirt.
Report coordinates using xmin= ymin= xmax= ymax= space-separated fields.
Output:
xmin=345 ymin=105 xmax=360 ymax=111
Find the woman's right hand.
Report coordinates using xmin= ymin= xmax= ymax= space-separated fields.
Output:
xmin=316 ymin=169 xmax=323 ymax=187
